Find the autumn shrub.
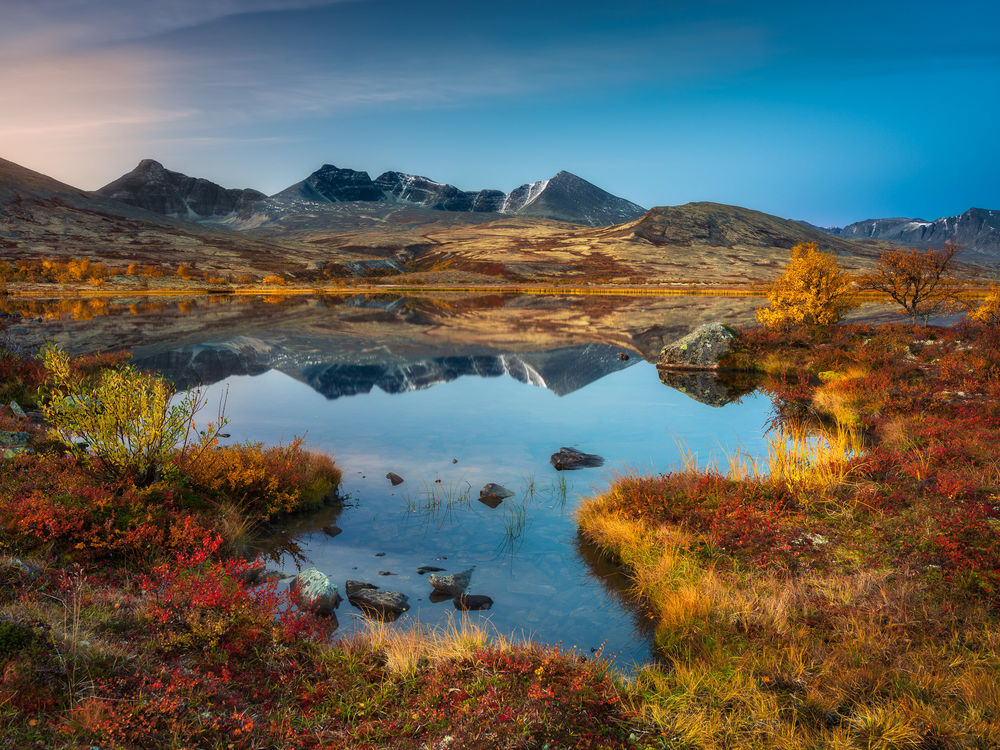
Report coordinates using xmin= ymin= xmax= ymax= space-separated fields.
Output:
xmin=184 ymin=438 xmax=341 ymax=520
xmin=756 ymin=242 xmax=857 ymax=329
xmin=969 ymin=286 xmax=1000 ymax=326
xmin=40 ymin=344 xmax=226 ymax=485
xmin=261 ymin=274 xmax=287 ymax=286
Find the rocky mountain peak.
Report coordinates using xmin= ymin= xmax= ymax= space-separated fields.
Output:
xmin=97 ymin=160 xmax=265 ymax=220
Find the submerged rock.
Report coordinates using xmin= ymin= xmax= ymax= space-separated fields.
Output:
xmin=347 ymin=584 xmax=410 ymax=620
xmin=290 ymin=568 xmax=340 ymax=616
xmin=321 ymin=524 xmax=343 ymax=538
xmin=550 ymin=447 xmax=604 ymax=470
xmin=454 ymin=594 xmax=493 ymax=611
xmin=657 ymin=322 xmax=740 ymax=371
xmin=478 ymin=483 xmax=513 ymax=508
xmin=386 ymin=472 xmax=404 ymax=486
xmin=429 ymin=568 xmax=473 ymax=597
xmin=416 ymin=564 xmax=445 ymax=575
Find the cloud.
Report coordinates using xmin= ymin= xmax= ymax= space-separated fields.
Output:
xmin=0 ymin=0 xmax=356 ymax=55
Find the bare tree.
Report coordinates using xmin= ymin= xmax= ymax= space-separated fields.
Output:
xmin=860 ymin=244 xmax=963 ymax=324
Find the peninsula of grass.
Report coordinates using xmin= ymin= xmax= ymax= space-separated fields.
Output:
xmin=0 ymin=345 xmax=638 ymax=749
xmin=579 ymin=322 xmax=1000 ymax=748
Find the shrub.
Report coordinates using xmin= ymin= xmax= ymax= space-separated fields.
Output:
xmin=969 ymin=287 xmax=1000 ymax=326
xmin=261 ymin=275 xmax=287 ymax=286
xmin=755 ymin=242 xmax=857 ymax=329
xmin=184 ymin=438 xmax=340 ymax=520
xmin=40 ymin=345 xmax=225 ymax=485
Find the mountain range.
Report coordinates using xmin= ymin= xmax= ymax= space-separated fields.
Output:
xmin=96 ymin=160 xmax=647 ymax=228
xmin=822 ymin=209 xmax=1000 ymax=261
xmin=1 ymin=154 xmax=997 ymax=284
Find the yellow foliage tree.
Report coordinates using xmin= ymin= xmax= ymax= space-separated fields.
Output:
xmin=756 ymin=242 xmax=857 ymax=329
xmin=41 ymin=345 xmax=226 ymax=485
xmin=969 ymin=287 xmax=1000 ymax=326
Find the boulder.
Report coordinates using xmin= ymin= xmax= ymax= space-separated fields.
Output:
xmin=454 ymin=594 xmax=493 ymax=611
xmin=657 ymin=322 xmax=740 ymax=371
xmin=8 ymin=401 xmax=26 ymax=420
xmin=345 ymin=579 xmax=378 ymax=597
xmin=348 ymin=586 xmax=410 ymax=620
xmin=429 ymin=568 xmax=473 ymax=597
xmin=289 ymin=568 xmax=340 ymax=616
xmin=550 ymin=447 xmax=604 ymax=470
xmin=657 ymin=369 xmax=759 ymax=408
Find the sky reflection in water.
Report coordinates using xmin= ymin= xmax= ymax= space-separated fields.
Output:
xmin=189 ymin=358 xmax=773 ymax=669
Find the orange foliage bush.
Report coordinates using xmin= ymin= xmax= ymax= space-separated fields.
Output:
xmin=185 ymin=439 xmax=340 ymax=520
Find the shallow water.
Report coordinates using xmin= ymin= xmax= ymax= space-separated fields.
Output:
xmin=183 ymin=347 xmax=772 ymax=669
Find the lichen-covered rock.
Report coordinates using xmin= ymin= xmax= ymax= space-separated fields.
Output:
xmin=290 ymin=568 xmax=339 ymax=616
xmin=657 ymin=322 xmax=740 ymax=371
xmin=429 ymin=568 xmax=473 ymax=597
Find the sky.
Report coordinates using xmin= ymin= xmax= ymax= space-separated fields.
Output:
xmin=3 ymin=0 xmax=998 ymax=226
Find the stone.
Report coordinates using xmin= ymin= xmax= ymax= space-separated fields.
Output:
xmin=454 ymin=594 xmax=493 ymax=611
xmin=657 ymin=369 xmax=758 ymax=408
xmin=0 ymin=431 xmax=29 ymax=449
xmin=289 ymin=568 xmax=339 ymax=616
xmin=345 ymin=580 xmax=378 ymax=597
xmin=657 ymin=322 xmax=740 ymax=371
xmin=478 ymin=483 xmax=513 ymax=507
xmin=348 ymin=587 xmax=410 ymax=620
xmin=617 ymin=352 xmax=630 ymax=361
xmin=550 ymin=447 xmax=604 ymax=470
xmin=416 ymin=565 xmax=445 ymax=575
xmin=321 ymin=525 xmax=343 ymax=538
xmin=429 ymin=568 xmax=473 ymax=597
xmin=386 ymin=472 xmax=404 ymax=486
xmin=7 ymin=401 xmax=26 ymax=420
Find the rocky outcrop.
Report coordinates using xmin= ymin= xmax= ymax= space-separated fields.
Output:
xmin=289 ymin=568 xmax=339 ymax=616
xmin=657 ymin=323 xmax=740 ymax=371
xmin=550 ymin=447 xmax=604 ymax=470
xmin=96 ymin=159 xmax=265 ymax=220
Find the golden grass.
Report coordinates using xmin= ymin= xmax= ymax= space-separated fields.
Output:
xmin=345 ymin=616 xmax=510 ymax=676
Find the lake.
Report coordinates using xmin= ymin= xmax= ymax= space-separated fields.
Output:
xmin=6 ymin=292 xmax=801 ymax=668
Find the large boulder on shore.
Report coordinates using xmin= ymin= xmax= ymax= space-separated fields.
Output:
xmin=290 ymin=568 xmax=339 ymax=616
xmin=657 ymin=323 xmax=740 ymax=371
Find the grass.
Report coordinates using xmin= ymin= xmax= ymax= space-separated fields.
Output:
xmin=578 ymin=322 xmax=1000 ymax=748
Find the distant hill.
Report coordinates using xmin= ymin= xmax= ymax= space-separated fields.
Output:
xmin=834 ymin=208 xmax=1000 ymax=260
xmin=97 ymin=159 xmax=265 ymax=220
xmin=618 ymin=202 xmax=863 ymax=255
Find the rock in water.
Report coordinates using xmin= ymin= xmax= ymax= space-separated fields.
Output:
xmin=386 ymin=472 xmax=404 ymax=486
xmin=344 ymin=580 xmax=378 ymax=597
xmin=347 ymin=584 xmax=410 ymax=620
xmin=657 ymin=322 xmax=740 ymax=371
xmin=550 ymin=447 xmax=604 ymax=470
xmin=478 ymin=483 xmax=514 ymax=508
xmin=454 ymin=594 xmax=493 ymax=611
xmin=289 ymin=568 xmax=339 ymax=616
xmin=429 ymin=568 xmax=473 ymax=597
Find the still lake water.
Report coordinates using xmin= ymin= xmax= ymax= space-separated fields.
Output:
xmin=177 ymin=344 xmax=773 ymax=669
xmin=6 ymin=292 xmax=782 ymax=669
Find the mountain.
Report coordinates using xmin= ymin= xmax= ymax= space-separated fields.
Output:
xmin=270 ymin=164 xmax=386 ymax=204
xmin=0 ymin=156 xmax=327 ymax=275
xmin=498 ymin=171 xmax=646 ymax=226
xmin=837 ymin=208 xmax=1000 ymax=259
xmin=618 ymin=202 xmax=863 ymax=255
xmin=96 ymin=159 xmax=266 ymax=220
xmin=375 ymin=171 xmax=505 ymax=213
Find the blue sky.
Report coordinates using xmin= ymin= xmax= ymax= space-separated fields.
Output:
xmin=3 ymin=0 xmax=998 ymax=225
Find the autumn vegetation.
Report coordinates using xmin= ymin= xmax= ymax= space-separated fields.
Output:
xmin=0 ymin=344 xmax=638 ymax=748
